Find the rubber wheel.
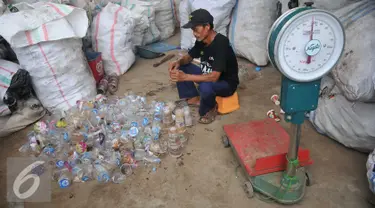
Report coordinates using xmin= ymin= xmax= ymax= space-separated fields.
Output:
xmin=243 ymin=181 xmax=254 ymax=198
xmin=305 ymin=171 xmax=312 ymax=186
xmin=222 ymin=136 xmax=230 ymax=148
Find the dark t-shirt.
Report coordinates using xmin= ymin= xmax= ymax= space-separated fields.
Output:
xmin=188 ymin=33 xmax=239 ymax=90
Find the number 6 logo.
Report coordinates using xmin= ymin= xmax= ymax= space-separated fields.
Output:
xmin=13 ymin=161 xmax=45 ymax=199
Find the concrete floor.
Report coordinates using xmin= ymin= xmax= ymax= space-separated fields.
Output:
xmin=0 ymin=34 xmax=372 ymax=208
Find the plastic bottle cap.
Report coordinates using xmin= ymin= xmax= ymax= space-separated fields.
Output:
xmin=56 ymin=160 xmax=65 ymax=168
xmin=131 ymin=122 xmax=138 ymax=127
xmin=59 ymin=178 xmax=70 ymax=188
xmin=129 ymin=127 xmax=139 ymax=137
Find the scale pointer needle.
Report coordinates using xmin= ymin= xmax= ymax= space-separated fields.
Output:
xmin=306 ymin=17 xmax=314 ymax=64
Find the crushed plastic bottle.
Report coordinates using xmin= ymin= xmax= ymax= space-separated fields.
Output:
xmin=112 ymin=169 xmax=126 ymax=184
xmin=93 ymin=160 xmax=111 ymax=183
xmin=174 ymin=108 xmax=186 ymax=133
xmin=168 ymin=127 xmax=183 ymax=158
xmin=183 ymin=106 xmax=193 ymax=127
xmin=57 ymin=168 xmax=72 ymax=188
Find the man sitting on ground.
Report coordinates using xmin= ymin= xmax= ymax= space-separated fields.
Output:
xmin=168 ymin=8 xmax=239 ymax=124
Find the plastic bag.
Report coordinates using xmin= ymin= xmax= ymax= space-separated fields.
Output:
xmin=0 ymin=59 xmax=19 ymax=117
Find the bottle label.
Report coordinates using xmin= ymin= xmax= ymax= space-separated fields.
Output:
xmin=143 ymin=118 xmax=149 ymax=126
xmin=82 ymin=176 xmax=90 ymax=182
xmin=111 ymin=122 xmax=121 ymax=131
xmin=43 ymin=146 xmax=55 ymax=155
xmin=97 ymin=173 xmax=110 ymax=182
xmin=72 ymin=166 xmax=81 ymax=175
xmin=63 ymin=132 xmax=70 ymax=142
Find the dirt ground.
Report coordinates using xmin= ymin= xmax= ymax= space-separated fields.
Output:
xmin=0 ymin=34 xmax=373 ymax=208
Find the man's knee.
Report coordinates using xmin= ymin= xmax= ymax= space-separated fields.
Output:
xmin=199 ymin=82 xmax=215 ymax=98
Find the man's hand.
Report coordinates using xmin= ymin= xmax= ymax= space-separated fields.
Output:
xmin=168 ymin=60 xmax=180 ymax=72
xmin=170 ymin=69 xmax=188 ymax=82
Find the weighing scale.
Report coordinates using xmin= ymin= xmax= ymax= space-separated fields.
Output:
xmin=222 ymin=2 xmax=345 ymax=204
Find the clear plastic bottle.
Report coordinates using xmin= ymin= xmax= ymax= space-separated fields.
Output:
xmin=134 ymin=149 xmax=147 ymax=161
xmin=143 ymin=135 xmax=153 ymax=152
xmin=120 ymin=163 xmax=133 ymax=177
xmin=112 ymin=169 xmax=126 ymax=184
xmin=175 ymin=109 xmax=186 ymax=133
xmin=144 ymin=154 xmax=161 ymax=163
xmin=57 ymin=168 xmax=72 ymax=188
xmin=179 ymin=133 xmax=188 ymax=146
xmin=93 ymin=160 xmax=111 ymax=183
xmin=71 ymin=163 xmax=93 ymax=182
xmin=183 ymin=106 xmax=193 ymax=127
xmin=168 ymin=127 xmax=183 ymax=158
xmin=162 ymin=106 xmax=173 ymax=125
xmin=150 ymin=137 xmax=167 ymax=154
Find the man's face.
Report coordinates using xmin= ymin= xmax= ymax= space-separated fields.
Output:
xmin=192 ymin=25 xmax=210 ymax=42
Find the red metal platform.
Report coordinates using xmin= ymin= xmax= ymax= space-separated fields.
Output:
xmin=223 ymin=118 xmax=313 ymax=176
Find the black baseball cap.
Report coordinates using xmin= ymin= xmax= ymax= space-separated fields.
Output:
xmin=182 ymin=9 xmax=214 ymax=29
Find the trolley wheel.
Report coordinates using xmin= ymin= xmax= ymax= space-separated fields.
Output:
xmin=222 ymin=136 xmax=230 ymax=148
xmin=243 ymin=181 xmax=254 ymax=198
xmin=305 ymin=171 xmax=312 ymax=186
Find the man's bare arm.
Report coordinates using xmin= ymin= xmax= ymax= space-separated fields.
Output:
xmin=177 ymin=54 xmax=193 ymax=66
xmin=185 ymin=71 xmax=221 ymax=82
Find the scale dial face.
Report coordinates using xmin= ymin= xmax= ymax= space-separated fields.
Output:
xmin=270 ymin=9 xmax=345 ymax=82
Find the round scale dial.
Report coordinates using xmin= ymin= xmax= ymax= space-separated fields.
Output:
xmin=268 ymin=7 xmax=345 ymax=82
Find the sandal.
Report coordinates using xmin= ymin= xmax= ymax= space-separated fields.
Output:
xmin=198 ymin=105 xmax=218 ymax=124
xmin=175 ymin=98 xmax=200 ymax=108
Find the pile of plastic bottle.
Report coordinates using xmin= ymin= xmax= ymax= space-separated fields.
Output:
xmin=18 ymin=93 xmax=193 ymax=188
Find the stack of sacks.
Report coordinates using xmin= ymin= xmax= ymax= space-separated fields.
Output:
xmin=228 ymin=0 xmax=278 ymax=66
xmin=92 ymin=3 xmax=136 ymax=76
xmin=121 ymin=0 xmax=160 ymax=45
xmin=309 ymin=76 xmax=375 ymax=153
xmin=153 ymin=0 xmax=178 ymax=40
xmin=121 ymin=0 xmax=150 ymax=48
xmin=278 ymin=0 xmax=359 ymax=14
xmin=0 ymin=2 xmax=96 ymax=113
xmin=172 ymin=0 xmax=181 ymax=28
xmin=179 ymin=0 xmax=236 ymax=50
xmin=309 ymin=1 xmax=375 ymax=152
xmin=0 ymin=0 xmax=4 ymax=16
xmin=331 ymin=0 xmax=375 ymax=102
